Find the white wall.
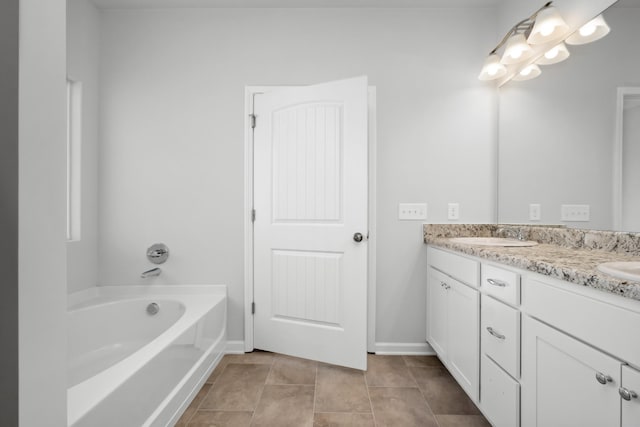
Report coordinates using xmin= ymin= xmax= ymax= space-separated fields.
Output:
xmin=67 ymin=0 xmax=101 ymax=293
xmin=19 ymin=0 xmax=68 ymax=424
xmin=98 ymin=7 xmax=497 ymax=344
xmin=498 ymin=7 xmax=640 ymax=230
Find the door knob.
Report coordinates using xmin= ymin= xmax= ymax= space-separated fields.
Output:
xmin=353 ymin=232 xmax=364 ymax=242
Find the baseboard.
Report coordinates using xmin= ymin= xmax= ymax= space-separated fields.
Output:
xmin=225 ymin=340 xmax=246 ymax=354
xmin=374 ymin=342 xmax=436 ymax=355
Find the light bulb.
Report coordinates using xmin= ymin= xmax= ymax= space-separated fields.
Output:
xmin=545 ymin=46 xmax=559 ymax=59
xmin=478 ymin=53 xmax=507 ymax=81
xmin=513 ymin=64 xmax=541 ymax=81
xmin=539 ymin=23 xmax=555 ymax=37
xmin=528 ymin=6 xmax=569 ymax=45
xmin=580 ymin=23 xmax=597 ymax=37
xmin=536 ymin=42 xmax=570 ymax=65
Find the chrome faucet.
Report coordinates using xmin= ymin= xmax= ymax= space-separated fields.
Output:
xmin=497 ymin=227 xmax=526 ymax=241
xmin=141 ymin=267 xmax=161 ymax=278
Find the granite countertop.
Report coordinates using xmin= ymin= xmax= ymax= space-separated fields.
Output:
xmin=424 ymin=224 xmax=640 ymax=302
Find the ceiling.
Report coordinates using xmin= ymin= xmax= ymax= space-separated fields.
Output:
xmin=90 ymin=0 xmax=501 ymax=9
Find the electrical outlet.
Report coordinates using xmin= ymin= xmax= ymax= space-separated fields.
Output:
xmin=561 ymin=204 xmax=590 ymax=222
xmin=447 ymin=203 xmax=460 ymax=220
xmin=398 ymin=203 xmax=427 ymax=220
xmin=529 ymin=204 xmax=541 ymax=221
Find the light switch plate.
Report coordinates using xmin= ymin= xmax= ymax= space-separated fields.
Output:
xmin=561 ymin=204 xmax=590 ymax=222
xmin=448 ymin=203 xmax=460 ymax=220
xmin=398 ymin=203 xmax=427 ymax=220
xmin=529 ymin=204 xmax=541 ymax=221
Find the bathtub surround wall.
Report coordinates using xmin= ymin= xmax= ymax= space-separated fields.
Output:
xmin=97 ymin=7 xmax=498 ymax=346
xmin=67 ymin=0 xmax=101 ymax=293
xmin=19 ymin=0 xmax=68 ymax=424
xmin=0 ymin=0 xmax=19 ymax=423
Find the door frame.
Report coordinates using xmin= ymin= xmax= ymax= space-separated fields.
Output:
xmin=243 ymin=85 xmax=377 ymax=354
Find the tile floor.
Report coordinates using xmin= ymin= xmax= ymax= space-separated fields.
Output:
xmin=176 ymin=352 xmax=490 ymax=427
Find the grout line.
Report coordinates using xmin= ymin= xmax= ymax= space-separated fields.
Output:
xmin=248 ymin=353 xmax=275 ymax=426
xmin=311 ymin=362 xmax=318 ymax=423
xmin=363 ymin=358 xmax=378 ymax=427
xmin=406 ymin=364 xmax=442 ymax=427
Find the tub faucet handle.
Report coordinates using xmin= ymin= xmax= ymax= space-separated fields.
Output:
xmin=147 ymin=243 xmax=169 ymax=264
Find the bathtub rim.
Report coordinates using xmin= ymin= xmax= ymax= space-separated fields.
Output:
xmin=67 ymin=284 xmax=226 ymax=426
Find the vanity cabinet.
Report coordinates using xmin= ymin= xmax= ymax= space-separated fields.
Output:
xmin=427 ymin=244 xmax=640 ymax=427
xmin=427 ymin=247 xmax=480 ymax=402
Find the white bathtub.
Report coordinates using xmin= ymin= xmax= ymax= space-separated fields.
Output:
xmin=67 ymin=285 xmax=226 ymax=427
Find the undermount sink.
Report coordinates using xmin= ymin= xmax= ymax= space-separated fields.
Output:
xmin=597 ymin=262 xmax=640 ymax=282
xmin=449 ymin=237 xmax=538 ymax=247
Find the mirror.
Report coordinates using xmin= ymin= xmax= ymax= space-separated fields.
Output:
xmin=497 ymin=0 xmax=640 ymax=231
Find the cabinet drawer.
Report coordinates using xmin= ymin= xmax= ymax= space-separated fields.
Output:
xmin=428 ymin=246 xmax=479 ymax=287
xmin=481 ymin=354 xmax=520 ymax=427
xmin=481 ymin=295 xmax=520 ymax=378
xmin=481 ymin=263 xmax=520 ymax=306
xmin=622 ymin=365 xmax=640 ymax=427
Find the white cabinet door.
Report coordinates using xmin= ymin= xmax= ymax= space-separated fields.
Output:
xmin=427 ymin=267 xmax=449 ymax=360
xmin=447 ymin=276 xmax=479 ymax=402
xmin=521 ymin=316 xmax=621 ymax=427
xmin=622 ymin=365 xmax=640 ymax=427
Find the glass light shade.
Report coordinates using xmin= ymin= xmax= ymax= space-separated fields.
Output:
xmin=501 ymin=33 xmax=534 ymax=64
xmin=512 ymin=64 xmax=542 ymax=81
xmin=566 ymin=14 xmax=610 ymax=45
xmin=478 ymin=54 xmax=507 ymax=80
xmin=536 ymin=42 xmax=570 ymax=65
xmin=528 ymin=7 xmax=569 ymax=44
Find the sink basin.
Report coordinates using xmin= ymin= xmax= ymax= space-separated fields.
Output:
xmin=449 ymin=237 xmax=538 ymax=247
xmin=597 ymin=262 xmax=640 ymax=282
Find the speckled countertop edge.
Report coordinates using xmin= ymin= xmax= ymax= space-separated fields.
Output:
xmin=424 ymin=225 xmax=640 ymax=302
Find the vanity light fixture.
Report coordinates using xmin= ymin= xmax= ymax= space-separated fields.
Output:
xmin=501 ymin=33 xmax=535 ymax=64
xmin=566 ymin=14 xmax=610 ymax=45
xmin=536 ymin=42 xmax=570 ymax=65
xmin=478 ymin=1 xmax=559 ymax=81
xmin=478 ymin=54 xmax=507 ymax=81
xmin=527 ymin=5 xmax=569 ymax=45
xmin=513 ymin=64 xmax=542 ymax=81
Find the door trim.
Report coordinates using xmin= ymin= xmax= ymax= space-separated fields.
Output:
xmin=243 ymin=85 xmax=377 ymax=353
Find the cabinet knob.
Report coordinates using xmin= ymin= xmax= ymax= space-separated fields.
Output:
xmin=619 ymin=387 xmax=638 ymax=401
xmin=595 ymin=372 xmax=613 ymax=385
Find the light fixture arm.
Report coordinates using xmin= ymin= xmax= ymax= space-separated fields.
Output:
xmin=489 ymin=1 xmax=553 ymax=55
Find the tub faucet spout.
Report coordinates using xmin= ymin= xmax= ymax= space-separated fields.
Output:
xmin=141 ymin=267 xmax=161 ymax=278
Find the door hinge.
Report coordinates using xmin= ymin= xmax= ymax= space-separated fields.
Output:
xmin=251 ymin=209 xmax=256 ymax=222
xmin=250 ymin=114 xmax=256 ymax=129
xmin=251 ymin=302 xmax=255 ymax=315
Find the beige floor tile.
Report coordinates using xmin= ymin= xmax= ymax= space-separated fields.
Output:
xmin=313 ymin=412 xmax=375 ymax=427
xmin=266 ymin=355 xmax=317 ymax=385
xmin=251 ymin=384 xmax=314 ymax=426
xmin=315 ymin=365 xmax=371 ymax=413
xmin=402 ymin=355 xmax=444 ymax=368
xmin=224 ymin=351 xmax=276 ymax=365
xmin=206 ymin=358 xmax=228 ymax=385
xmin=365 ymin=354 xmax=417 ymax=387
xmin=409 ymin=367 xmax=481 ymax=415
xmin=200 ymin=363 xmax=271 ymax=411
xmin=175 ymin=383 xmax=212 ymax=425
xmin=435 ymin=414 xmax=492 ymax=427
xmin=187 ymin=410 xmax=253 ymax=427
xmin=368 ymin=387 xmax=439 ymax=427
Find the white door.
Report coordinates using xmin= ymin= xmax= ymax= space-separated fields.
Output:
xmin=427 ymin=267 xmax=449 ymax=359
xmin=253 ymin=77 xmax=368 ymax=370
